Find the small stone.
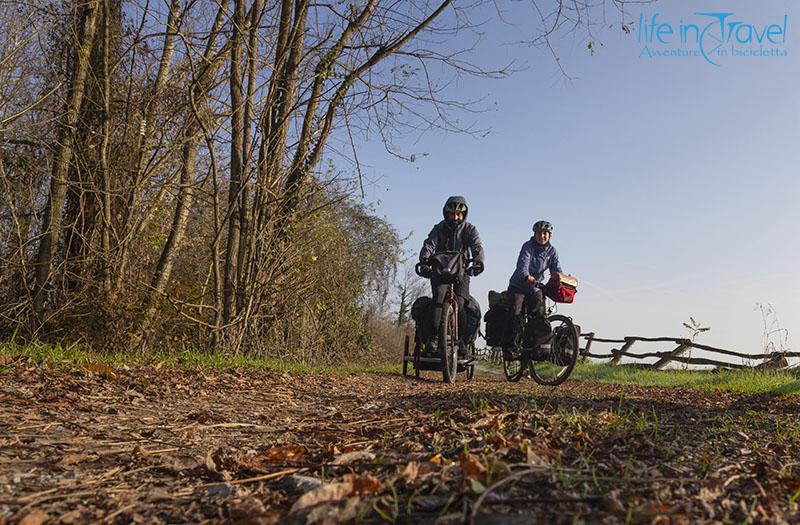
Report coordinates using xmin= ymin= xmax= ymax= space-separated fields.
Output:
xmin=206 ymin=483 xmax=236 ymax=498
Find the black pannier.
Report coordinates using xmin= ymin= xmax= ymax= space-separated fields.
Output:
xmin=484 ymin=302 xmax=510 ymax=347
xmin=411 ymin=296 xmax=433 ymax=341
xmin=411 ymin=296 xmax=431 ymax=323
xmin=462 ymin=295 xmax=482 ymax=344
xmin=523 ymin=316 xmax=552 ymax=347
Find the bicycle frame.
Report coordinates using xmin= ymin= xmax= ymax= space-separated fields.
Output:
xmin=444 ymin=283 xmax=459 ymax=342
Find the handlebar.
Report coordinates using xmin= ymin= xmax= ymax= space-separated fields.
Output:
xmin=415 ymin=258 xmax=483 ymax=277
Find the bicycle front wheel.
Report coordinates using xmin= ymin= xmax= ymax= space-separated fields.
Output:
xmin=440 ymin=302 xmax=458 ymax=383
xmin=529 ymin=314 xmax=579 ymax=386
xmin=502 ymin=347 xmax=526 ymax=382
xmin=402 ymin=335 xmax=410 ymax=376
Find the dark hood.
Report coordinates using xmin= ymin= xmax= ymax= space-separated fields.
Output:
xmin=442 ymin=195 xmax=469 ymax=221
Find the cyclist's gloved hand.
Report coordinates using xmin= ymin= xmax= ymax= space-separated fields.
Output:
xmin=416 ymin=262 xmax=433 ymax=278
xmin=469 ymin=261 xmax=484 ymax=276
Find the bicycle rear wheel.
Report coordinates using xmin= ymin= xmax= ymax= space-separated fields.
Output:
xmin=529 ymin=314 xmax=579 ymax=386
xmin=440 ymin=302 xmax=458 ymax=383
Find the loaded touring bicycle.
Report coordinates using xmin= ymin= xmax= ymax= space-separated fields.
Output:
xmin=484 ymin=273 xmax=581 ymax=386
xmin=402 ymin=251 xmax=481 ymax=383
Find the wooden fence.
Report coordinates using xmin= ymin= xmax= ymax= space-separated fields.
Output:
xmin=579 ymin=333 xmax=800 ymax=371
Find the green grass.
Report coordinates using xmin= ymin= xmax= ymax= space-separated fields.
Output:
xmin=477 ymin=359 xmax=799 ymax=395
xmin=569 ymin=361 xmax=800 ymax=395
xmin=0 ymin=340 xmax=402 ymax=375
xmin=4 ymin=340 xmax=797 ymax=395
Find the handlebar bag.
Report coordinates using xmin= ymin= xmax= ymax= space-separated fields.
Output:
xmin=429 ymin=251 xmax=465 ymax=284
xmin=544 ymin=272 xmax=577 ymax=303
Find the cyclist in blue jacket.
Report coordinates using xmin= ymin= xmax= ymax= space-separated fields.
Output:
xmin=506 ymin=220 xmax=562 ymax=345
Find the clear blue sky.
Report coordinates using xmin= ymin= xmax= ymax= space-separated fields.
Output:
xmin=337 ymin=1 xmax=800 ymax=357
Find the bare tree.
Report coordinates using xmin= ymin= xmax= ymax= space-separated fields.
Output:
xmin=32 ymin=0 xmax=101 ymax=316
xmin=0 ymin=0 xmax=627 ymax=360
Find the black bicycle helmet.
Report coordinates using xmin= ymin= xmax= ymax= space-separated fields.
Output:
xmin=442 ymin=196 xmax=469 ymax=224
xmin=442 ymin=195 xmax=469 ymax=228
xmin=533 ymin=220 xmax=553 ymax=233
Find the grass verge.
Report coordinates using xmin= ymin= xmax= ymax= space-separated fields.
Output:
xmin=571 ymin=361 xmax=800 ymax=395
xmin=478 ymin=359 xmax=799 ymax=395
xmin=0 ymin=340 xmax=402 ymax=375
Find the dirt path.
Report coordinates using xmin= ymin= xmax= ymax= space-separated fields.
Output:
xmin=1 ymin=362 xmax=798 ymax=524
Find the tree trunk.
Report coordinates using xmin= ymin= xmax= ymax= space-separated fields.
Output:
xmin=99 ymin=0 xmax=112 ymax=292
xmin=136 ymin=1 xmax=228 ymax=343
xmin=222 ymin=0 xmax=247 ymax=324
xmin=114 ymin=0 xmax=183 ymax=294
xmin=149 ymin=134 xmax=201 ymax=296
xmin=33 ymin=0 xmax=101 ymax=316
xmin=234 ymin=0 xmax=263 ymax=304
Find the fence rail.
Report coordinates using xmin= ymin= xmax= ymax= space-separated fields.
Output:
xmin=579 ymin=332 xmax=800 ymax=371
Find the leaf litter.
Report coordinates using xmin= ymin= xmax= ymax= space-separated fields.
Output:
xmin=0 ymin=361 xmax=798 ymax=523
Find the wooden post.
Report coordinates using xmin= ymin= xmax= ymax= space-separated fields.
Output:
xmin=651 ymin=342 xmax=690 ymax=370
xmin=580 ymin=332 xmax=594 ymax=362
xmin=609 ymin=338 xmax=635 ymax=365
xmin=756 ymin=354 xmax=789 ymax=371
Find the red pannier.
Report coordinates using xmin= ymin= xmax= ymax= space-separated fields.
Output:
xmin=545 ymin=272 xmax=578 ymax=303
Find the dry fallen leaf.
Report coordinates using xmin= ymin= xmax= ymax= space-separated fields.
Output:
xmin=264 ymin=444 xmax=307 ymax=464
xmin=633 ymin=501 xmax=672 ymax=524
xmin=290 ymin=481 xmax=354 ymax=514
xmin=332 ymin=450 xmax=375 ymax=465
xmin=18 ymin=510 xmax=49 ymax=525
xmin=305 ymin=496 xmax=361 ymax=525
xmin=459 ymin=451 xmax=486 ymax=482
xmin=401 ymin=461 xmax=419 ymax=484
xmin=526 ymin=448 xmax=551 ymax=467
xmin=343 ymin=474 xmax=381 ymax=495
xmin=597 ymin=411 xmax=624 ymax=426
xmin=84 ymin=362 xmax=117 ymax=380
xmin=288 ymin=473 xmax=380 ymax=516
xmin=488 ymin=432 xmax=508 ymax=448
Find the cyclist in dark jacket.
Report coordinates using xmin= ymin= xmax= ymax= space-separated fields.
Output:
xmin=419 ymin=196 xmax=485 ymax=349
xmin=506 ymin=220 xmax=562 ymax=346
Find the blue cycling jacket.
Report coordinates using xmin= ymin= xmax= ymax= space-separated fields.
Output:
xmin=508 ymin=239 xmax=562 ymax=294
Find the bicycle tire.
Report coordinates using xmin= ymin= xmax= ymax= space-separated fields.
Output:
xmin=466 ymin=342 xmax=475 ymax=380
xmin=529 ymin=314 xmax=579 ymax=386
xmin=440 ymin=302 xmax=458 ymax=383
xmin=502 ymin=347 xmax=526 ymax=382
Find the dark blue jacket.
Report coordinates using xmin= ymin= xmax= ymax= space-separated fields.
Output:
xmin=419 ymin=220 xmax=484 ymax=264
xmin=508 ymin=239 xmax=562 ymax=294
